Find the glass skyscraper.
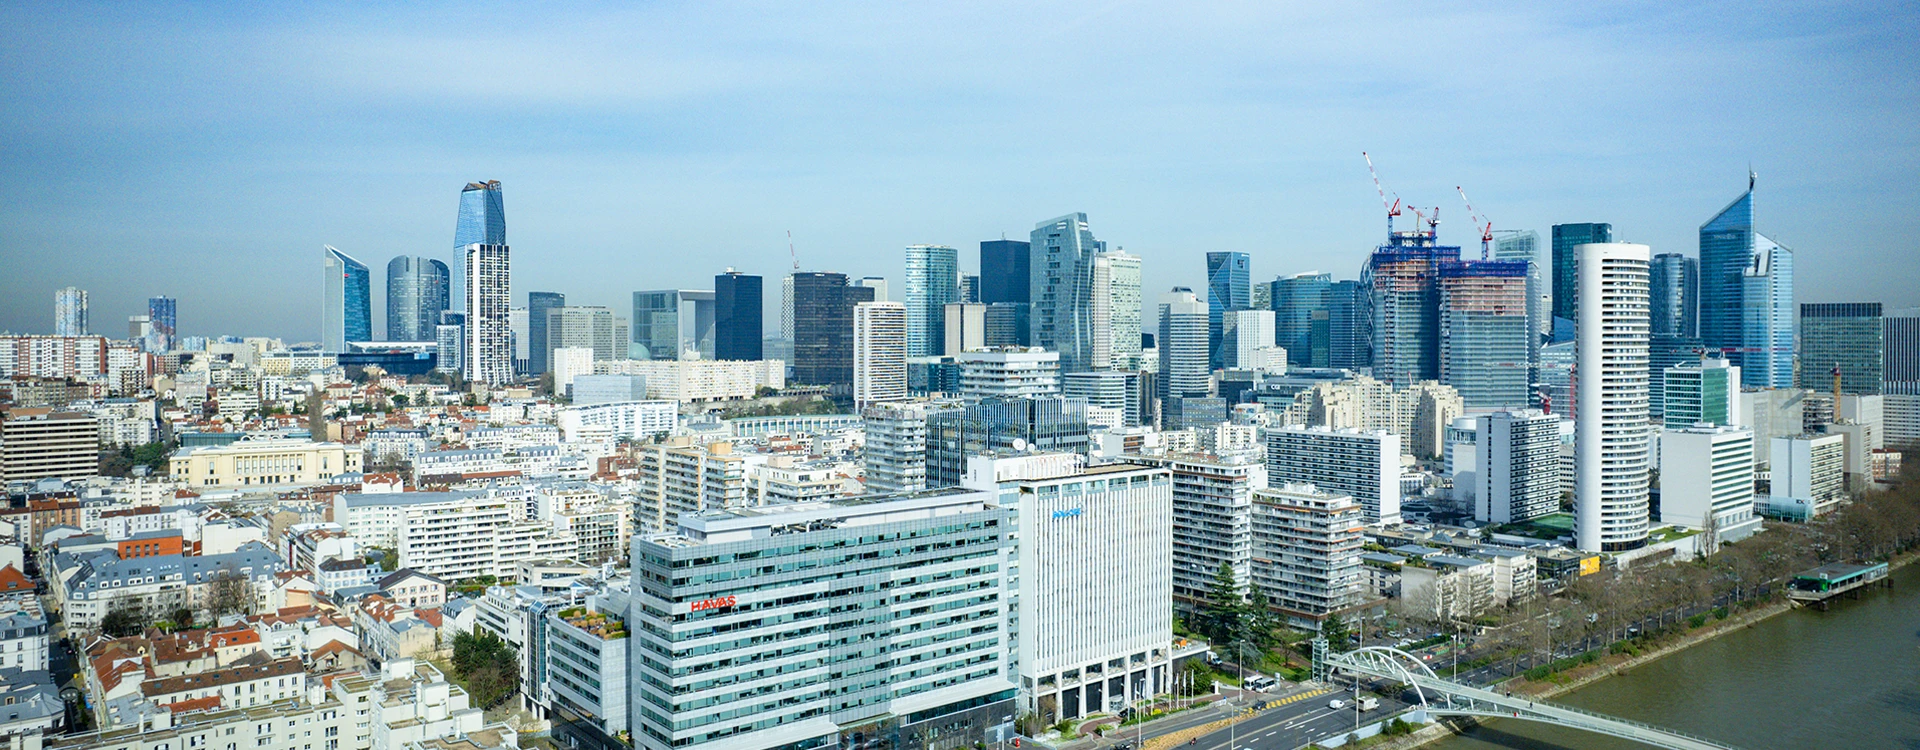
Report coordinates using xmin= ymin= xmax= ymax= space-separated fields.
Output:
xmin=1798 ymin=303 xmax=1882 ymax=395
xmin=54 ymin=287 xmax=87 ymax=337
xmin=1550 ymin=222 xmax=1611 ymax=323
xmin=386 ymin=256 xmax=450 ymax=342
xmin=322 ymin=245 xmax=372 ymax=350
xmin=713 ymin=270 xmax=762 ymax=361
xmin=1157 ymin=287 xmax=1210 ymax=408
xmin=903 ymin=244 xmax=959 ymax=357
xmin=925 ymin=396 xmax=1089 ymax=487
xmin=1326 ymin=280 xmax=1370 ymax=371
xmin=1364 ymin=232 xmax=1461 ymax=385
xmin=1491 ymin=229 xmax=1546 ymax=364
xmin=1650 ymin=253 xmax=1698 ymax=339
xmin=455 ymin=180 xmax=506 ymax=249
xmin=631 ymin=290 xmax=713 ymax=361
xmin=979 ymin=239 xmax=1030 ymax=305
xmin=1029 ymin=214 xmax=1106 ymax=372
xmin=1271 ymin=272 xmax=1332 ymax=366
xmin=1437 ymin=260 xmax=1532 ymax=410
xmin=1700 ymin=181 xmax=1795 ymax=388
xmin=1206 ymin=252 xmax=1251 ymax=369
xmin=527 ymin=291 xmax=566 ymax=373
xmin=788 ymin=272 xmax=873 ymax=388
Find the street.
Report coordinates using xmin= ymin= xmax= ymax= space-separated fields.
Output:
xmin=1070 ymin=684 xmax=1413 ymax=750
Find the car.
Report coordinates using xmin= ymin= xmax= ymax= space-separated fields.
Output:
xmin=1328 ymin=699 xmax=1348 ymax=710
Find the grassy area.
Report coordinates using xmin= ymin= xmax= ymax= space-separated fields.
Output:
xmin=1649 ymin=526 xmax=1703 ymax=543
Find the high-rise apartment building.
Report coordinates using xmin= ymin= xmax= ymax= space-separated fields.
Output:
xmin=1650 ymin=253 xmax=1698 ymax=339
xmin=1550 ymin=222 xmax=1611 ymax=323
xmin=525 ymin=291 xmax=566 ymax=374
xmin=789 ymin=273 xmax=874 ymax=389
xmin=853 ymin=301 xmax=907 ymax=408
xmin=1364 ymin=231 xmax=1462 ymax=385
xmin=1207 ymin=252 xmax=1252 ymax=370
xmin=463 ymin=243 xmax=513 ymax=385
xmin=861 ymin=400 xmax=950 ymax=493
xmin=1266 ymin=425 xmax=1401 ymax=524
xmin=435 ymin=312 xmax=464 ymax=374
xmin=712 ymin=270 xmax=762 ymax=361
xmin=1798 ymin=303 xmax=1882 ymax=395
xmin=956 ymin=347 xmax=1060 ymax=399
xmin=1029 ymin=213 xmax=1107 ymax=372
xmin=322 ymin=246 xmax=372 ymax=351
xmin=1437 ymin=260 xmax=1531 ymax=410
xmin=925 ymin=397 xmax=1089 ymax=487
xmin=1272 ymin=273 xmax=1332 ymax=367
xmin=1250 ymin=483 xmax=1366 ymax=627
xmin=1700 ymin=180 xmax=1795 ymax=388
xmin=979 ymin=239 xmax=1031 ymax=305
xmin=1157 ymin=288 xmax=1209 ymax=410
xmin=386 ymin=256 xmax=450 ymax=342
xmin=1474 ymin=410 xmax=1561 ymax=524
xmin=904 ymin=244 xmax=960 ymax=357
xmin=1664 ymin=355 xmax=1741 ymax=428
xmin=146 ymin=296 xmax=177 ymax=352
xmin=0 ymin=409 xmax=100 ymax=482
xmin=1147 ymin=453 xmax=1266 ymax=615
xmin=1575 ymin=242 xmax=1651 ymax=552
xmin=54 ymin=287 xmax=87 ymax=337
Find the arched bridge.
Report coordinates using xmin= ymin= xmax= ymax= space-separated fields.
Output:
xmin=1315 ymin=643 xmax=1740 ymax=750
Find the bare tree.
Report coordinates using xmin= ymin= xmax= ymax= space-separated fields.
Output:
xmin=206 ymin=569 xmax=254 ymax=618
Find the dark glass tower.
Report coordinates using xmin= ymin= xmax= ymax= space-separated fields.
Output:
xmin=1649 ymin=253 xmax=1698 ymax=339
xmin=926 ymin=396 xmax=1089 ymax=487
xmin=790 ymin=272 xmax=875 ymax=388
xmin=387 ymin=256 xmax=450 ymax=342
xmin=1271 ymin=272 xmax=1332 ymax=366
xmin=979 ymin=240 xmax=1030 ymax=304
xmin=1206 ymin=252 xmax=1251 ymax=369
xmin=1326 ymin=280 xmax=1369 ymax=371
xmin=714 ymin=270 xmax=763 ymax=361
xmin=527 ymin=292 xmax=566 ymax=374
xmin=1798 ymin=303 xmax=1882 ymax=395
xmin=455 ymin=181 xmax=506 ymax=249
xmin=1701 ymin=181 xmax=1795 ymax=388
xmin=1550 ymin=222 xmax=1611 ymax=323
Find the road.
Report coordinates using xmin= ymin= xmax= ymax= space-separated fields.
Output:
xmin=1072 ymin=684 xmax=1412 ymax=750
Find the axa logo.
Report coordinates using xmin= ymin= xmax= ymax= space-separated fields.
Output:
xmin=1052 ymin=508 xmax=1084 ymax=520
xmin=690 ymin=595 xmax=737 ymax=612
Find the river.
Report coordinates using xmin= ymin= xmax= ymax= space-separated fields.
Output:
xmin=1423 ymin=562 xmax=1920 ymax=750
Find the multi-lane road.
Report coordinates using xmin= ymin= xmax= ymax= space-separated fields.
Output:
xmin=1072 ymin=685 xmax=1413 ymax=750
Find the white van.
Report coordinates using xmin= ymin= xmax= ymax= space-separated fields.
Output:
xmin=1358 ymin=697 xmax=1379 ymax=711
xmin=1245 ymin=676 xmax=1277 ymax=692
xmin=1328 ymin=698 xmax=1347 ymax=710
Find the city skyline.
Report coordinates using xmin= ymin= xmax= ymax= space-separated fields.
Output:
xmin=3 ymin=3 xmax=1916 ymax=340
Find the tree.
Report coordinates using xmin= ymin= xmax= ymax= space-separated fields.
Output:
xmin=1244 ymin=586 xmax=1278 ymax=651
xmin=1205 ymin=562 xmax=1246 ymax=649
xmin=451 ymin=629 xmax=521 ymax=708
xmin=206 ymin=570 xmax=254 ymax=617
xmin=1322 ymin=614 xmax=1350 ymax=654
xmin=100 ymin=606 xmax=144 ymax=638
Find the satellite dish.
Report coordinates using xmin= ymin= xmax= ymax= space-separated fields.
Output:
xmin=1011 ymin=438 xmax=1029 ymax=452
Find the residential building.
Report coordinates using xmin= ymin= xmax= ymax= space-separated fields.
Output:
xmin=1550 ymin=222 xmax=1611 ymax=323
xmin=1249 ymin=483 xmax=1365 ymax=628
xmin=1144 ymin=453 xmax=1265 ymax=614
xmin=1575 ymin=242 xmax=1652 ymax=552
xmin=0 ymin=597 xmax=48 ymax=672
xmin=55 ymin=287 xmax=88 ymax=337
xmin=462 ymin=242 xmax=513 ymax=385
xmin=1437 ymin=260 xmax=1532 ymax=410
xmin=1650 ymin=253 xmax=1698 ymax=339
xmin=1 ymin=409 xmax=99 ymax=482
xmin=594 ymin=358 xmax=783 ymax=402
xmin=633 ymin=439 xmax=749 ymax=532
xmin=1700 ymin=180 xmax=1795 ymax=388
xmin=322 ymin=246 xmax=372 ymax=351
xmin=387 ymin=256 xmax=451 ymax=342
xmin=1659 ymin=425 xmax=1761 ymax=545
xmin=1768 ymin=433 xmax=1845 ymax=519
xmin=1206 ymin=252 xmax=1251 ymax=370
xmin=1266 ymin=425 xmax=1401 ymax=525
xmin=555 ymin=400 xmax=677 ymax=443
xmin=1156 ymin=288 xmax=1209 ymax=410
xmin=713 ymin=270 xmax=762 ymax=361
xmin=852 ymin=301 xmax=908 ymax=408
xmin=376 ymin=569 xmax=447 ymax=609
xmin=1029 ymin=213 xmax=1107 ymax=372
xmin=926 ymin=396 xmax=1089 ymax=487
xmin=1475 ymin=410 xmax=1561 ymax=524
xmin=957 ymin=347 xmax=1060 ymax=399
xmin=789 ymin=272 xmax=874 ymax=388
xmin=50 ymin=542 xmax=283 ymax=631
xmin=546 ymin=594 xmax=629 ymax=736
xmin=1399 ymin=556 xmax=1496 ymax=622
xmin=904 ymin=244 xmax=960 ymax=357
xmin=861 ymin=400 xmax=949 ymax=493
xmin=1798 ymin=303 xmax=1882 ymax=394
xmin=630 ymin=290 xmax=714 ymax=361
xmin=147 ymin=296 xmax=177 ymax=353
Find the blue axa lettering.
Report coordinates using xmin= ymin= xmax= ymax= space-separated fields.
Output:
xmin=1051 ymin=508 xmax=1084 ymax=519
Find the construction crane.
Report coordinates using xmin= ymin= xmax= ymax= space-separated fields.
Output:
xmin=788 ymin=230 xmax=799 ymax=271
xmin=1362 ymin=152 xmax=1402 ymax=235
xmin=1456 ymin=185 xmax=1494 ymax=260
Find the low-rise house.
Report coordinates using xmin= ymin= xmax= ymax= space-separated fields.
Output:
xmin=374 ymin=570 xmax=445 ymax=609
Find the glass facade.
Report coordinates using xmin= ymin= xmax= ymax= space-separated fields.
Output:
xmin=1271 ymin=272 xmax=1331 ymax=366
xmin=904 ymin=244 xmax=959 ymax=357
xmin=454 ymin=180 xmax=506 ymax=249
xmin=1701 ymin=185 xmax=1796 ymax=388
xmin=926 ymin=396 xmax=1089 ymax=487
xmin=1437 ymin=260 xmax=1531 ymax=410
xmin=524 ymin=291 xmax=566 ymax=374
xmin=1364 ymin=233 xmax=1461 ymax=385
xmin=978 ymin=239 xmax=1030 ymax=305
xmin=1650 ymin=253 xmax=1698 ymax=339
xmin=1798 ymin=303 xmax=1883 ymax=395
xmin=713 ymin=271 xmax=763 ymax=361
xmin=1326 ymin=280 xmax=1369 ymax=371
xmin=1550 ymin=222 xmax=1611 ymax=323
xmin=1029 ymin=214 xmax=1107 ymax=372
xmin=386 ymin=256 xmax=450 ymax=342
xmin=630 ymin=290 xmax=714 ymax=362
xmin=788 ymin=273 xmax=872 ymax=388
xmin=1206 ymin=252 xmax=1251 ymax=369
xmin=322 ymin=246 xmax=372 ymax=350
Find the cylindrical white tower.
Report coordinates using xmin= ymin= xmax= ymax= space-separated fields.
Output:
xmin=1576 ymin=242 xmax=1652 ymax=552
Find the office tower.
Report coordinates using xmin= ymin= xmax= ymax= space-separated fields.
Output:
xmin=1798 ymin=303 xmax=1882 ymax=394
xmin=552 ymin=346 xmax=595 ymax=395
xmin=1575 ymin=242 xmax=1651 ymax=552
xmin=145 ymin=296 xmax=177 ymax=352
xmin=957 ymin=347 xmax=1060 ymax=399
xmin=943 ymin=303 xmax=986 ymax=355
xmin=454 ymin=180 xmax=505 ymax=248
xmin=853 ymin=301 xmax=907 ymax=408
xmin=526 ymin=291 xmax=566 ymax=374
xmin=926 ymin=396 xmax=1089 ymax=487
xmin=1206 ymin=252 xmax=1251 ymax=369
xmin=1660 ymin=425 xmax=1761 ymax=544
xmin=1364 ymin=232 xmax=1462 ymax=385
xmin=712 ymin=270 xmax=762 ymax=361
xmin=1538 ymin=340 xmax=1574 ymax=416
xmin=1266 ymin=425 xmax=1401 ymax=524
xmin=862 ymin=401 xmax=948 ymax=493
xmin=1474 ymin=410 xmax=1561 ymax=524
xmin=1029 ymin=213 xmax=1107 ymax=372
xmin=979 ymin=239 xmax=1031 ymax=304
xmin=545 ymin=306 xmax=620 ymax=363
xmin=630 ymin=290 xmax=714 ymax=361
xmin=435 ymin=312 xmax=465 ymax=374
xmin=628 ymin=490 xmax=1018 ymax=750
xmin=386 ymin=256 xmax=451 ymax=341
xmin=462 ymin=242 xmax=513 ymax=385
xmin=1664 ymin=356 xmax=1741 ymax=429
xmin=1150 ymin=453 xmax=1266 ymax=614
xmin=780 ymin=275 xmax=795 ymax=342
xmin=1106 ymin=250 xmax=1143 ymax=369
xmin=321 ymin=246 xmax=372 ymax=351
xmin=1326 ymin=280 xmax=1369 ymax=370
xmin=1437 ymin=260 xmax=1531 ymax=410
xmin=1888 ymin=308 xmax=1920 ymax=396
xmin=1163 ymin=396 xmax=1227 ymax=432
xmin=1492 ymin=229 xmax=1548 ymax=347
xmin=1700 ymin=179 xmax=1795 ymax=388
xmin=1272 ymin=272 xmax=1332 ymax=367
xmin=984 ymin=303 xmax=1028 ymax=348
xmin=1250 ymin=483 xmax=1365 ymax=623
xmin=855 ymin=276 xmax=888 ymax=302
xmin=1650 ymin=253 xmax=1698 ymax=339
xmin=789 ymin=272 xmax=874 ymax=388
xmin=1063 ymin=371 xmax=1141 ymax=427
xmin=1550 ymin=222 xmax=1611 ymax=323
xmin=959 ymin=454 xmax=1173 ymax=724
xmin=960 ymin=273 xmax=980 ymax=304
xmin=53 ymin=287 xmax=87 ymax=337
xmin=1156 ymin=288 xmax=1210 ymax=410
xmin=1223 ymin=309 xmax=1278 ymax=370
xmin=1085 ymin=253 xmax=1115 ymax=370
xmin=508 ymin=307 xmax=530 ymax=373
xmin=904 ymin=244 xmax=960 ymax=357
xmin=1251 ymin=282 xmax=1271 ymax=312
xmin=1647 ymin=333 xmax=1702 ymax=418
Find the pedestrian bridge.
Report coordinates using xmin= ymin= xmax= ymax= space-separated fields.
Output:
xmin=1316 ymin=644 xmax=1740 ymax=750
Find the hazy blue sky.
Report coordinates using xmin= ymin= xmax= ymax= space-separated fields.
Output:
xmin=3 ymin=1 xmax=1916 ymax=342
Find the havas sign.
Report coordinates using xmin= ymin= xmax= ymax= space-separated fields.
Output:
xmin=690 ymin=595 xmax=737 ymax=612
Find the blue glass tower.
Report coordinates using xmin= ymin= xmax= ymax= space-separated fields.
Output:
xmin=1271 ymin=272 xmax=1332 ymax=366
xmin=323 ymin=246 xmax=372 ymax=350
xmin=1551 ymin=223 xmax=1611 ymax=324
xmin=455 ymin=181 xmax=506 ymax=249
xmin=386 ymin=256 xmax=450 ymax=342
xmin=1701 ymin=178 xmax=1794 ymax=388
xmin=1206 ymin=252 xmax=1250 ymax=369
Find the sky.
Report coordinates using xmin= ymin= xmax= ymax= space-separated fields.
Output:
xmin=3 ymin=1 xmax=1917 ymax=342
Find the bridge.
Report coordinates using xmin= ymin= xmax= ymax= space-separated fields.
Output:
xmin=1313 ymin=641 xmax=1740 ymax=750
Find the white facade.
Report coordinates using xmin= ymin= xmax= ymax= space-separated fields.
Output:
xmin=957 ymin=347 xmax=1061 ymax=399
xmin=1659 ymin=425 xmax=1761 ymax=544
xmin=1223 ymin=309 xmax=1277 ymax=371
xmin=1106 ymin=251 xmax=1144 ymax=369
xmin=1250 ymin=483 xmax=1365 ymax=625
xmin=463 ymin=242 xmax=513 ymax=385
xmin=1576 ymin=242 xmax=1652 ymax=552
xmin=1475 ymin=410 xmax=1561 ymax=524
xmin=595 ymin=358 xmax=785 ymax=402
xmin=556 ymin=400 xmax=677 ymax=442
xmin=1770 ymin=433 xmax=1846 ymax=518
xmin=1148 ymin=454 xmax=1265 ymax=612
xmin=1265 ymin=425 xmax=1402 ymax=525
xmin=552 ymin=346 xmax=595 ymax=395
xmin=853 ymin=301 xmax=907 ymax=408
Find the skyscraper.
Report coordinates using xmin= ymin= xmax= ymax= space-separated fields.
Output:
xmin=631 ymin=290 xmax=714 ymax=361
xmin=1798 ymin=303 xmax=1883 ymax=395
xmin=1272 ymin=272 xmax=1332 ymax=367
xmin=1106 ymin=250 xmax=1143 ymax=369
xmin=903 ymin=245 xmax=960 ymax=357
xmin=1475 ymin=410 xmax=1562 ymax=524
xmin=1491 ymin=229 xmax=1547 ymax=362
xmin=527 ymin=291 xmax=566 ymax=374
xmin=1887 ymin=309 xmax=1920 ymax=396
xmin=454 ymin=180 xmax=506 ymax=249
xmin=1156 ymin=288 xmax=1209 ymax=410
xmin=1700 ymin=179 xmax=1795 ymax=388
xmin=1664 ymin=355 xmax=1740 ymax=429
xmin=1650 ymin=253 xmax=1698 ymax=339
xmin=1029 ymin=213 xmax=1106 ymax=372
xmin=545 ymin=306 xmax=621 ymax=364
xmin=713 ymin=270 xmax=763 ymax=361
xmin=960 ymin=274 xmax=980 ymax=304
xmin=925 ymin=396 xmax=1089 ymax=487
xmin=1551 ymin=222 xmax=1611 ymax=324
xmin=463 ymin=243 xmax=513 ymax=385
xmin=146 ymin=296 xmax=177 ymax=353
xmin=979 ymin=239 xmax=1030 ymax=305
xmin=435 ymin=311 xmax=465 ymax=375
xmin=386 ymin=256 xmax=450 ymax=342
xmin=1326 ymin=280 xmax=1370 ymax=371
xmin=1576 ymin=242 xmax=1651 ymax=552
xmin=53 ymin=287 xmax=87 ymax=337
xmin=1364 ymin=231 xmax=1461 ymax=385
xmin=1437 ymin=260 xmax=1531 ymax=410
xmin=853 ymin=301 xmax=907 ymax=408
xmin=855 ymin=277 xmax=888 ymax=303
xmin=1222 ymin=309 xmax=1277 ymax=370
xmin=321 ymin=246 xmax=371 ymax=351
xmin=790 ymin=272 xmax=874 ymax=389
xmin=1206 ymin=252 xmax=1251 ymax=370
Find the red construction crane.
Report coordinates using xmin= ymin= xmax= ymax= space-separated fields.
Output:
xmin=1456 ymin=186 xmax=1493 ymax=260
xmin=1362 ymin=152 xmax=1402 ymax=235
xmin=788 ymin=230 xmax=799 ymax=271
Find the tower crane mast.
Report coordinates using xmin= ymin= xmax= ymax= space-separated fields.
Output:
xmin=1456 ymin=186 xmax=1493 ymax=260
